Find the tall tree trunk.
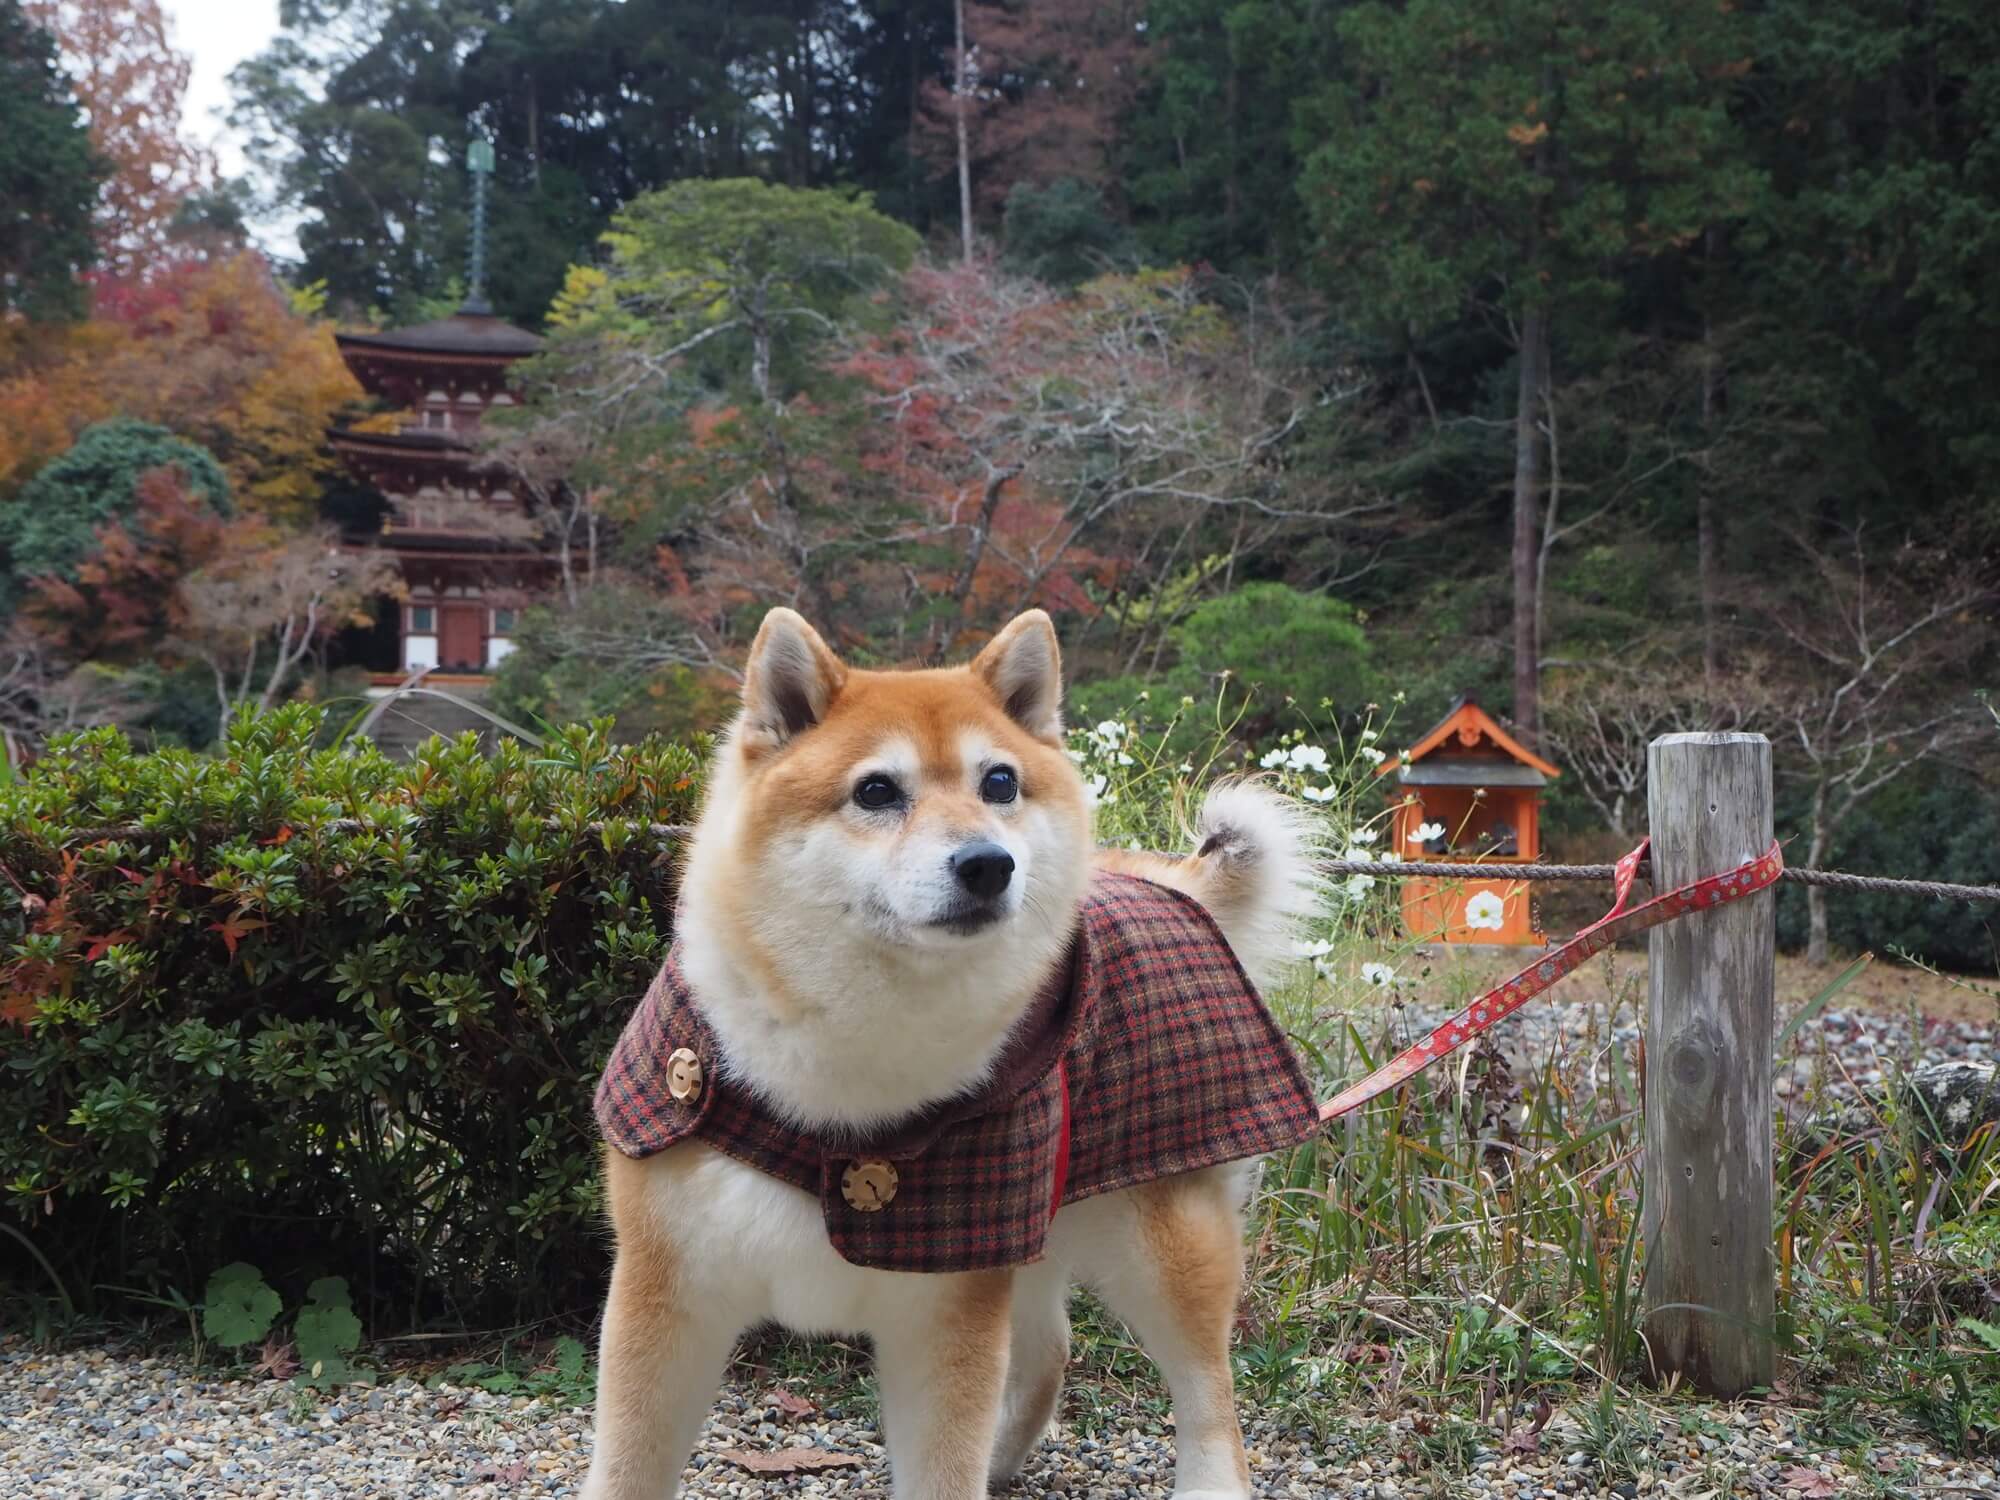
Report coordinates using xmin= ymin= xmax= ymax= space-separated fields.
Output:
xmin=1699 ymin=322 xmax=1722 ymax=689
xmin=1512 ymin=303 xmax=1548 ymax=748
xmin=955 ymin=0 xmax=974 ymax=266
xmin=526 ymin=75 xmax=541 ymax=189
xmin=1223 ymin=54 xmax=1239 ymax=258
xmin=750 ymin=280 xmax=772 ymax=405
xmin=1805 ymin=783 xmax=1831 ymax=965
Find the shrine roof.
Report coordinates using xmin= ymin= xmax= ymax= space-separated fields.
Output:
xmin=327 ymin=427 xmax=469 ymax=454
xmin=1377 ymin=697 xmax=1561 ymax=783
xmin=335 ymin=308 xmax=543 ymax=361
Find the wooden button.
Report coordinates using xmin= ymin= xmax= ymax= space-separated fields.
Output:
xmin=666 ymin=1047 xmax=703 ymax=1103
xmin=841 ymin=1159 xmax=898 ymax=1212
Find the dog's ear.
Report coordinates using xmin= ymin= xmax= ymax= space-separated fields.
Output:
xmin=741 ymin=608 xmax=845 ymax=753
xmin=972 ymin=610 xmax=1063 ymax=742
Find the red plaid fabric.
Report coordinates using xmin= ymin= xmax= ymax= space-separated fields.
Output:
xmin=594 ymin=871 xmax=1320 ymax=1273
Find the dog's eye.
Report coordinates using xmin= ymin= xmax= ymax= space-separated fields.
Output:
xmin=853 ymin=774 xmax=903 ymax=811
xmin=981 ymin=766 xmax=1019 ymax=804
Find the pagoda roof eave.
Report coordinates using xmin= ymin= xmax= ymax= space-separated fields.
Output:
xmin=334 ymin=309 xmax=543 ymax=361
xmin=326 ymin=425 xmax=479 ymax=456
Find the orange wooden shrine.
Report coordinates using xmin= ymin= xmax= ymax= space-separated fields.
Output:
xmin=1377 ymin=699 xmax=1561 ymax=946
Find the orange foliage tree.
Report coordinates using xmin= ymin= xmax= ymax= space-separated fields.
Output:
xmin=0 ymin=252 xmax=363 ymax=518
xmin=21 ymin=0 xmax=211 ymax=274
xmin=19 ymin=462 xmax=227 ymax=662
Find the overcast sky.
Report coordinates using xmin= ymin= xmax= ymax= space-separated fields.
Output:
xmin=159 ymin=0 xmax=291 ymax=251
xmin=161 ymin=0 xmax=282 ymax=183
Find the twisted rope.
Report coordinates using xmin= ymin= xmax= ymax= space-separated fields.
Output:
xmin=11 ymin=822 xmax=2000 ymax=905
xmin=1331 ymin=857 xmax=2000 ymax=905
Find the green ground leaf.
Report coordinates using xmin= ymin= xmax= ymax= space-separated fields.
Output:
xmin=201 ymin=1262 xmax=281 ymax=1350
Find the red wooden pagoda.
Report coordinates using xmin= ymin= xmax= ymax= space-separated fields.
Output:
xmin=327 ymin=141 xmax=555 ymax=681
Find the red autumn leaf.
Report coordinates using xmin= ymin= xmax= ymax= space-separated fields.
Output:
xmin=208 ymin=912 xmax=267 ymax=957
xmin=715 ymin=1448 xmax=863 ymax=1475
xmin=2 ymin=987 xmax=39 ymax=1028
xmin=82 ymin=929 xmax=136 ymax=961
xmin=1779 ymin=1466 xmax=1842 ymax=1497
xmin=761 ymin=1386 xmax=816 ymax=1420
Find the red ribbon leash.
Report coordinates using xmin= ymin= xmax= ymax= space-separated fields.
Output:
xmin=1317 ymin=838 xmax=1784 ymax=1123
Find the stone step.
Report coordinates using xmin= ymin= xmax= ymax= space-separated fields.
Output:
xmin=361 ymin=686 xmax=509 ymax=760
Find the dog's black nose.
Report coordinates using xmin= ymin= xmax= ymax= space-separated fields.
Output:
xmin=951 ymin=841 xmax=1015 ymax=900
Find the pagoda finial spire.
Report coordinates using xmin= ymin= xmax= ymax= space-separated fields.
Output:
xmin=462 ymin=138 xmax=496 ymax=316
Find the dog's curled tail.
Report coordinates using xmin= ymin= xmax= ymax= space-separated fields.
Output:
xmin=1101 ymin=778 xmax=1326 ymax=990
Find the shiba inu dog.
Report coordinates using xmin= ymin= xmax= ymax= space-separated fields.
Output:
xmin=582 ymin=607 xmax=1321 ymax=1500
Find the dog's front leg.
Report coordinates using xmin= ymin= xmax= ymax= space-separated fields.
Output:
xmin=1088 ymin=1173 xmax=1252 ymax=1500
xmin=581 ymin=1153 xmax=739 ymax=1500
xmin=872 ymin=1268 xmax=1013 ymax=1499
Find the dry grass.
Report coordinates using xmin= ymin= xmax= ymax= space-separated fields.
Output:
xmin=1393 ymin=942 xmax=1996 ymax=1025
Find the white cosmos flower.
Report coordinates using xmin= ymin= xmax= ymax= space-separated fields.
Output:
xmin=1085 ymin=774 xmax=1108 ymax=805
xmin=1342 ymin=873 xmax=1375 ymax=899
xmin=1292 ymin=938 xmax=1335 ymax=959
xmin=1349 ymin=827 xmax=1378 ymax=845
xmin=1259 ymin=747 xmax=1289 ymax=769
xmin=1342 ymin=846 xmax=1375 ymax=863
xmin=1094 ymin=720 xmax=1125 ymax=742
xmin=1116 ymin=753 xmax=1134 ymax=766
xmin=1360 ymin=962 xmax=1396 ymax=987
xmin=1463 ymin=891 xmax=1507 ymax=930
xmin=1359 ymin=746 xmax=1387 ymax=765
xmin=1360 ymin=728 xmax=1379 ymax=742
xmin=1314 ymin=956 xmax=1336 ymax=980
xmin=1289 ymin=744 xmax=1330 ymax=773
xmin=1066 ymin=749 xmax=1088 ymax=763
xmin=1302 ymin=784 xmax=1338 ymax=803
xmin=1410 ymin=821 xmax=1446 ymax=844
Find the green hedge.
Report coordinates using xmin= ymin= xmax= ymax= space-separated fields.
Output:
xmin=0 ymin=708 xmax=702 ymax=1326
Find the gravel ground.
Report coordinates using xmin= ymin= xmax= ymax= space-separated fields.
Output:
xmin=1372 ymin=977 xmax=1994 ymax=1111
xmin=4 ymin=1348 xmax=1998 ymax=1499
xmin=6 ymin=980 xmax=1991 ymax=1497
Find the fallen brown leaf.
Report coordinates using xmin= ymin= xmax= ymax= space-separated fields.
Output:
xmin=1778 ymin=1466 xmax=1842 ymax=1497
xmin=761 ymin=1386 xmax=816 ymax=1420
xmin=715 ymin=1447 xmax=864 ymax=1476
xmin=251 ymin=1337 xmax=298 ymax=1380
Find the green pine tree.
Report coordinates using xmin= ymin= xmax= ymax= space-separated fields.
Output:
xmin=0 ymin=0 xmax=107 ymax=321
xmin=1297 ymin=0 xmax=1762 ymax=744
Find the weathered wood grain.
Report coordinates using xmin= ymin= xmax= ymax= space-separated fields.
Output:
xmin=1642 ymin=732 xmax=1777 ymax=1396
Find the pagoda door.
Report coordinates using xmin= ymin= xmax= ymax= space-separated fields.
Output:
xmin=438 ymin=603 xmax=484 ymax=672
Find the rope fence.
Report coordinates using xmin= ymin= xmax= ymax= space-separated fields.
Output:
xmin=19 ymin=819 xmax=2000 ymax=905
xmin=1320 ymin=856 xmax=2000 ymax=906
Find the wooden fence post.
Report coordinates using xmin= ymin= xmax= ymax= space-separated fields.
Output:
xmin=1642 ymin=731 xmax=1777 ymax=1396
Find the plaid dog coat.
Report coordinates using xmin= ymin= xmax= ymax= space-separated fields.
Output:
xmin=594 ymin=871 xmax=1320 ymax=1273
